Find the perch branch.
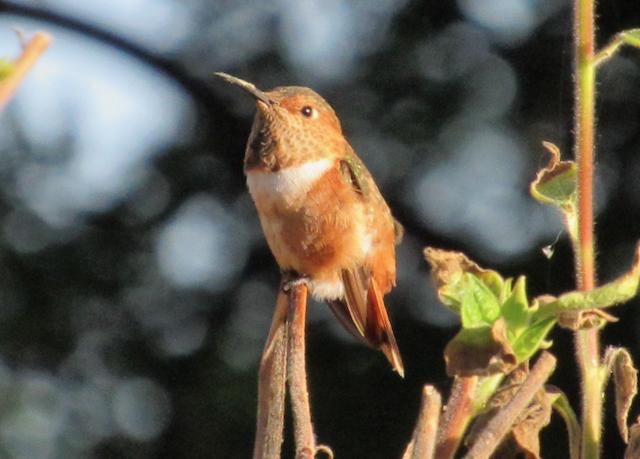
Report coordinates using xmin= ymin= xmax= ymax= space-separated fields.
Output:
xmin=463 ymin=352 xmax=557 ymax=459
xmin=286 ymin=283 xmax=318 ymax=458
xmin=0 ymin=31 xmax=51 ymax=111
xmin=253 ymin=291 xmax=289 ymax=459
xmin=402 ymin=385 xmax=442 ymax=459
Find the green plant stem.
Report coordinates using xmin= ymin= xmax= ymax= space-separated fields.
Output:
xmin=473 ymin=375 xmax=504 ymax=413
xmin=553 ymin=392 xmax=582 ymax=459
xmin=574 ymin=1 xmax=602 ymax=458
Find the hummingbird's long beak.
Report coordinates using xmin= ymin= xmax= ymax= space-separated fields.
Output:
xmin=214 ymin=72 xmax=275 ymax=106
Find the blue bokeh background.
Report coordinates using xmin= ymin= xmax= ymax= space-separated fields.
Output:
xmin=0 ymin=0 xmax=639 ymax=457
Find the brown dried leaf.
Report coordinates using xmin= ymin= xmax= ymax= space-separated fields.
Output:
xmin=555 ymin=309 xmax=618 ymax=330
xmin=507 ymin=397 xmax=554 ymax=459
xmin=467 ymin=365 xmax=557 ymax=459
xmin=605 ymin=347 xmax=639 ymax=442
xmin=444 ymin=318 xmax=518 ymax=377
xmin=626 ymin=418 xmax=640 ymax=459
xmin=424 ymin=247 xmax=507 ymax=315
xmin=424 ymin=248 xmax=484 ymax=286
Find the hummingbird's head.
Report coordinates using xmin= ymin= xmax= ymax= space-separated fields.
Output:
xmin=215 ymin=72 xmax=345 ymax=171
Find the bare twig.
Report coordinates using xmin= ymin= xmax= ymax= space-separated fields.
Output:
xmin=463 ymin=352 xmax=557 ymax=459
xmin=402 ymin=385 xmax=442 ymax=459
xmin=287 ymin=283 xmax=317 ymax=458
xmin=436 ymin=376 xmax=478 ymax=459
xmin=0 ymin=31 xmax=51 ymax=111
xmin=253 ymin=291 xmax=289 ymax=459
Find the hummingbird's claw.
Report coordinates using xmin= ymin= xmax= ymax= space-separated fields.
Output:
xmin=315 ymin=445 xmax=334 ymax=458
xmin=281 ymin=271 xmax=310 ymax=293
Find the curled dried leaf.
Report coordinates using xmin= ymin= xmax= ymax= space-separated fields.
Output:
xmin=555 ymin=309 xmax=618 ymax=331
xmin=604 ymin=347 xmax=639 ymax=443
xmin=530 ymin=142 xmax=575 ymax=201
xmin=529 ymin=142 xmax=578 ymax=241
xmin=424 ymin=247 xmax=480 ymax=286
xmin=444 ymin=318 xmax=517 ymax=377
xmin=424 ymin=248 xmax=503 ymax=306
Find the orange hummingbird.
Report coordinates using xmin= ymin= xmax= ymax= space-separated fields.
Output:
xmin=215 ymin=73 xmax=405 ymax=377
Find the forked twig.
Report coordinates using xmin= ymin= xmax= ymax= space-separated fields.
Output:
xmin=402 ymin=385 xmax=442 ymax=459
xmin=253 ymin=281 xmax=326 ymax=458
xmin=463 ymin=352 xmax=557 ymax=459
xmin=0 ymin=31 xmax=51 ymax=111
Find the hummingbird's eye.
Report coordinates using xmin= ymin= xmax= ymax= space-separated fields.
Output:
xmin=300 ymin=106 xmax=316 ymax=118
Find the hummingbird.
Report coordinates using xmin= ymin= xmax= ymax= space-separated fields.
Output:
xmin=215 ymin=73 xmax=404 ymax=377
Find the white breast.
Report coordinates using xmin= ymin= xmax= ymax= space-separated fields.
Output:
xmin=246 ymin=158 xmax=333 ymax=208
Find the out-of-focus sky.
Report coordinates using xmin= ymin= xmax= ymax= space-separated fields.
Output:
xmin=0 ymin=0 xmax=639 ymax=457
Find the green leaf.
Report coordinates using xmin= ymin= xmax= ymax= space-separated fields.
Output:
xmin=512 ymin=317 xmax=556 ymax=362
xmin=425 ymin=247 xmax=562 ymax=372
xmin=460 ymin=274 xmax=501 ymax=328
xmin=530 ymin=142 xmax=576 ymax=205
xmin=501 ymin=276 xmax=530 ymax=339
xmin=499 ymin=277 xmax=514 ymax=304
xmin=529 ymin=142 xmax=578 ymax=241
xmin=536 ymin=243 xmax=640 ymax=319
xmin=621 ymin=29 xmax=640 ymax=48
xmin=478 ymin=270 xmax=505 ymax=300
xmin=0 ymin=59 xmax=13 ymax=80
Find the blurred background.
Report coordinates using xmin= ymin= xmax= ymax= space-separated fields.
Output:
xmin=0 ymin=0 xmax=639 ymax=457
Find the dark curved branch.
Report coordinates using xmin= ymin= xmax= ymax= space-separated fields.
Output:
xmin=0 ymin=1 xmax=239 ymax=125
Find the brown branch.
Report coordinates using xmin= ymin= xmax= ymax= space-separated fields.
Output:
xmin=286 ymin=283 xmax=318 ymax=458
xmin=0 ymin=31 xmax=51 ymax=111
xmin=436 ymin=376 xmax=478 ymax=459
xmin=253 ymin=291 xmax=289 ymax=459
xmin=402 ymin=385 xmax=442 ymax=459
xmin=463 ymin=352 xmax=557 ymax=459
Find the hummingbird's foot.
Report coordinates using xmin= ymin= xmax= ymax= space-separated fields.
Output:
xmin=281 ymin=271 xmax=310 ymax=293
xmin=315 ymin=445 xmax=334 ymax=458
